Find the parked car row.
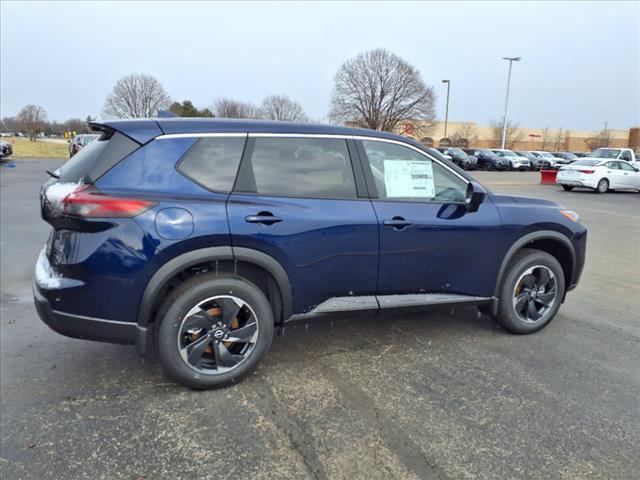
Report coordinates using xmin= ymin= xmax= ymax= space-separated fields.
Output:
xmin=431 ymin=147 xmax=588 ymax=171
xmin=431 ymin=146 xmax=639 ymax=173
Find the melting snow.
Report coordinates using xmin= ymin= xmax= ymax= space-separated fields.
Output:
xmin=34 ymin=246 xmax=62 ymax=289
xmin=45 ymin=181 xmax=82 ymax=209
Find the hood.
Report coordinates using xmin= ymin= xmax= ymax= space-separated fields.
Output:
xmin=489 ymin=193 xmax=561 ymax=208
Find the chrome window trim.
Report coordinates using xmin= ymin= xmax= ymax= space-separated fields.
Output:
xmin=156 ymin=133 xmax=248 ymax=140
xmin=154 ymin=132 xmax=468 ymax=183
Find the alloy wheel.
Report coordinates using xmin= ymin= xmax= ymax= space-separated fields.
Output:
xmin=512 ymin=266 xmax=557 ymax=324
xmin=177 ymin=295 xmax=258 ymax=374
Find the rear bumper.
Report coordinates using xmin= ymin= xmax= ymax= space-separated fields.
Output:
xmin=33 ymin=279 xmax=135 ymax=345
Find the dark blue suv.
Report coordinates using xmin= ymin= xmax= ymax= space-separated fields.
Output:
xmin=33 ymin=119 xmax=587 ymax=389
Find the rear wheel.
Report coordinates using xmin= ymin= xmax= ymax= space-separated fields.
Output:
xmin=562 ymin=185 xmax=574 ymax=191
xmin=156 ymin=274 xmax=274 ymax=389
xmin=482 ymin=162 xmax=491 ymax=171
xmin=493 ymin=248 xmax=565 ymax=334
xmin=596 ymin=178 xmax=609 ymax=193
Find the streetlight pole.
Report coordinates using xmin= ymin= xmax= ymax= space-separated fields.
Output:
xmin=442 ymin=79 xmax=450 ymax=146
xmin=500 ymin=56 xmax=521 ymax=149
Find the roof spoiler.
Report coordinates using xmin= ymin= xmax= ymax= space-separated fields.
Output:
xmin=86 ymin=120 xmax=163 ymax=144
xmin=87 ymin=122 xmax=114 ymax=135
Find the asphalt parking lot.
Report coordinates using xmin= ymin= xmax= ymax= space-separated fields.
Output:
xmin=1 ymin=158 xmax=639 ymax=480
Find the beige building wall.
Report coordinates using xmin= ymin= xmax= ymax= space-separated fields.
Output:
xmin=399 ymin=120 xmax=634 ymax=152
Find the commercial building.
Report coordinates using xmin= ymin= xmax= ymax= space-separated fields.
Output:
xmin=400 ymin=121 xmax=640 ymax=152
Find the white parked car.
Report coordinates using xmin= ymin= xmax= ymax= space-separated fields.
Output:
xmin=556 ymin=159 xmax=640 ymax=193
xmin=490 ymin=149 xmax=530 ymax=170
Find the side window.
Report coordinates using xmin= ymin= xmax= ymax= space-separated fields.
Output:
xmin=619 ymin=161 xmax=635 ymax=171
xmin=605 ymin=162 xmax=620 ymax=170
xmin=246 ymin=137 xmax=357 ymax=199
xmin=178 ymin=137 xmax=246 ymax=192
xmin=361 ymin=140 xmax=467 ymax=203
xmin=620 ymin=151 xmax=632 ymax=161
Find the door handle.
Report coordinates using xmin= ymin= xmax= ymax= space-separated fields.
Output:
xmin=383 ymin=217 xmax=413 ymax=230
xmin=245 ymin=212 xmax=282 ymax=225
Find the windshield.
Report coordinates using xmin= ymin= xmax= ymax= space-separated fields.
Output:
xmin=571 ymin=159 xmax=602 ymax=166
xmin=515 ymin=151 xmax=534 ymax=158
xmin=448 ymin=148 xmax=465 ymax=156
xmin=540 ymin=152 xmax=555 ymax=158
xmin=590 ymin=148 xmax=620 ymax=159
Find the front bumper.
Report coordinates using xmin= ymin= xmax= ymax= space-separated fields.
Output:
xmin=33 ymin=279 xmax=135 ymax=345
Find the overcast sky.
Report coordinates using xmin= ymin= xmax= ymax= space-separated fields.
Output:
xmin=1 ymin=1 xmax=638 ymax=130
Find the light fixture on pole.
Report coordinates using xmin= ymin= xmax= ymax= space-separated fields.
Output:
xmin=500 ymin=57 xmax=521 ymax=149
xmin=442 ymin=79 xmax=451 ymax=146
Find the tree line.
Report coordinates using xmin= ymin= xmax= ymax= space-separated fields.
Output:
xmin=2 ymin=48 xmax=438 ymax=138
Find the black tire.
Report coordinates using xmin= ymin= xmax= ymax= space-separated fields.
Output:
xmin=596 ymin=178 xmax=609 ymax=194
xmin=493 ymin=248 xmax=565 ymax=334
xmin=562 ymin=185 xmax=574 ymax=191
xmin=156 ymin=273 xmax=274 ymax=389
xmin=482 ymin=162 xmax=491 ymax=171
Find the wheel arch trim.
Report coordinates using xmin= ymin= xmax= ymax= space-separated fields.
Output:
xmin=136 ymin=246 xmax=293 ymax=328
xmin=489 ymin=230 xmax=576 ymax=316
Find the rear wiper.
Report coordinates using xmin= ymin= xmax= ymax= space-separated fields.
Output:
xmin=46 ymin=169 xmax=60 ymax=179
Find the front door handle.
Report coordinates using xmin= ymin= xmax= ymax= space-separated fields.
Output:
xmin=383 ymin=217 xmax=413 ymax=230
xmin=245 ymin=212 xmax=283 ymax=225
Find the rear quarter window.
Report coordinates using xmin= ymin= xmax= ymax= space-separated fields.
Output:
xmin=177 ymin=137 xmax=246 ymax=192
xmin=59 ymin=131 xmax=140 ymax=183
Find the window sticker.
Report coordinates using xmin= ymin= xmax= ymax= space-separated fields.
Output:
xmin=383 ymin=159 xmax=434 ymax=198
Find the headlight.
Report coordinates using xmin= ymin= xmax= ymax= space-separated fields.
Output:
xmin=559 ymin=210 xmax=580 ymax=222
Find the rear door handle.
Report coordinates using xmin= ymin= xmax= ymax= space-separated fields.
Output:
xmin=383 ymin=217 xmax=413 ymax=230
xmin=245 ymin=212 xmax=283 ymax=225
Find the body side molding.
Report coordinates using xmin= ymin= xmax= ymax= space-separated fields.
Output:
xmin=287 ymin=293 xmax=492 ymax=322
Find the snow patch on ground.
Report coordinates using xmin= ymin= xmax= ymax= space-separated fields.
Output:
xmin=34 ymin=246 xmax=62 ymax=289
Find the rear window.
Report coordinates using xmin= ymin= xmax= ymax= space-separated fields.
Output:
xmin=177 ymin=137 xmax=246 ymax=192
xmin=241 ymin=137 xmax=357 ymax=199
xmin=59 ymin=131 xmax=139 ymax=183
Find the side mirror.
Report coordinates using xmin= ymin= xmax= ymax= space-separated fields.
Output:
xmin=465 ymin=181 xmax=486 ymax=212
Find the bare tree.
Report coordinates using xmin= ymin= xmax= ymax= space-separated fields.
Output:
xmin=17 ymin=105 xmax=48 ymax=140
xmin=451 ymin=122 xmax=478 ymax=147
xmin=102 ymin=73 xmax=172 ymax=118
xmin=212 ymin=98 xmax=259 ymax=119
xmin=329 ymin=48 xmax=436 ymax=132
xmin=584 ymin=129 xmax=614 ymax=150
xmin=259 ymin=95 xmax=308 ymax=122
xmin=540 ymin=126 xmax=551 ymax=150
xmin=489 ymin=118 xmax=524 ymax=149
xmin=552 ymin=127 xmax=565 ymax=151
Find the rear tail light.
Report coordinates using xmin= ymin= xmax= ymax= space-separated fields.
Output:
xmin=578 ymin=169 xmax=595 ymax=174
xmin=50 ymin=184 xmax=156 ymax=218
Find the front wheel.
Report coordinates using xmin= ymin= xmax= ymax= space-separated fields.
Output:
xmin=482 ymin=162 xmax=491 ymax=171
xmin=562 ymin=185 xmax=574 ymax=191
xmin=493 ymin=248 xmax=565 ymax=334
xmin=156 ymin=274 xmax=274 ymax=389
